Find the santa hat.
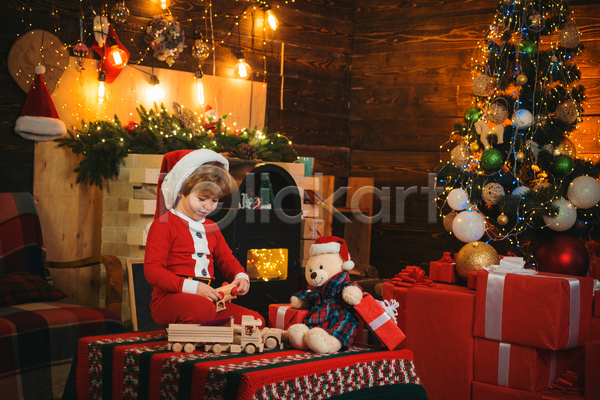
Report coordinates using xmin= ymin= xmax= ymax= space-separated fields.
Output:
xmin=14 ymin=65 xmax=67 ymax=141
xmin=310 ymin=236 xmax=355 ymax=271
xmin=155 ymin=149 xmax=229 ymax=219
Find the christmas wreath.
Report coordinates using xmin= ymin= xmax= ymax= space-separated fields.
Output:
xmin=55 ymin=103 xmax=296 ymax=189
xmin=146 ymin=14 xmax=185 ymax=67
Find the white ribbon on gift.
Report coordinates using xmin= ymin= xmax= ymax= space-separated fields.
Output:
xmin=484 ymin=271 xmax=581 ymax=349
xmin=496 ymin=342 xmax=558 ymax=388
xmin=369 ymin=299 xmax=400 ymax=330
xmin=276 ymin=305 xmax=290 ymax=329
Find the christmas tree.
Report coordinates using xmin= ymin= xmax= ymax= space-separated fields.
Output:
xmin=436 ymin=0 xmax=597 ymax=275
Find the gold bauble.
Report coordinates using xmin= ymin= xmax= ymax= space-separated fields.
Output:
xmin=455 ymin=241 xmax=500 ymax=280
xmin=443 ymin=211 xmax=458 ymax=232
xmin=554 ymin=137 xmax=577 ymax=158
xmin=516 ymin=150 xmax=525 ymax=162
xmin=497 ymin=213 xmax=509 ymax=225
xmin=516 ymin=74 xmax=528 ymax=85
xmin=469 ymin=141 xmax=480 ymax=152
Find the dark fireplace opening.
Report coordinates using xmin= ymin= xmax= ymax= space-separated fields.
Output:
xmin=210 ymin=163 xmax=303 ymax=321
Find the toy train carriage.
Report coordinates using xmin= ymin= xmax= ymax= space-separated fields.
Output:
xmin=167 ymin=316 xmax=288 ymax=354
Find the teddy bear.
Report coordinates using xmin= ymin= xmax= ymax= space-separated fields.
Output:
xmin=287 ymin=236 xmax=363 ymax=354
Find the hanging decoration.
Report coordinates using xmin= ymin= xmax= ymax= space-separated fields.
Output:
xmin=73 ymin=12 xmax=89 ymax=71
xmin=110 ymin=1 xmax=130 ymax=24
xmin=92 ymin=25 xmax=130 ymax=84
xmin=146 ymin=14 xmax=185 ymax=67
xmin=93 ymin=14 xmax=109 ymax=48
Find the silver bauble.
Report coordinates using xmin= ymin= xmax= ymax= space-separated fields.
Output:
xmin=110 ymin=1 xmax=129 ymax=24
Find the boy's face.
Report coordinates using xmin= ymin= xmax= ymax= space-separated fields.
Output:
xmin=177 ymin=190 xmax=220 ymax=221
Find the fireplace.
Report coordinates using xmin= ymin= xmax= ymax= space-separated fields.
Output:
xmin=210 ymin=163 xmax=303 ymax=320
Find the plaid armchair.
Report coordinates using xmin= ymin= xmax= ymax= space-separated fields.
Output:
xmin=0 ymin=193 xmax=124 ymax=400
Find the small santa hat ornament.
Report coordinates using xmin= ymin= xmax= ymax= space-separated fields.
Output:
xmin=14 ymin=65 xmax=67 ymax=141
xmin=155 ymin=149 xmax=230 ymax=219
xmin=310 ymin=236 xmax=355 ymax=271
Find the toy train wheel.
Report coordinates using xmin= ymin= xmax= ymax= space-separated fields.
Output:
xmin=172 ymin=342 xmax=183 ymax=352
xmin=264 ymin=337 xmax=278 ymax=350
xmin=245 ymin=344 xmax=256 ymax=354
xmin=167 ymin=343 xmax=172 ymax=351
xmin=183 ymin=343 xmax=195 ymax=353
xmin=212 ymin=344 xmax=223 ymax=354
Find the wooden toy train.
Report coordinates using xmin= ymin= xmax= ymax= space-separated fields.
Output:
xmin=167 ymin=316 xmax=288 ymax=354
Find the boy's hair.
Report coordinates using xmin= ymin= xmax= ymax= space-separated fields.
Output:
xmin=179 ymin=161 xmax=233 ymax=198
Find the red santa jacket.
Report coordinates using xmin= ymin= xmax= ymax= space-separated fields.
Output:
xmin=144 ymin=209 xmax=248 ymax=297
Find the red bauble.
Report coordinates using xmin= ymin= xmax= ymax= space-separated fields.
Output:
xmin=534 ymin=234 xmax=590 ymax=277
xmin=124 ymin=121 xmax=139 ymax=134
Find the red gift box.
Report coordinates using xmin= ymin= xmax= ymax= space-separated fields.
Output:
xmin=592 ymin=316 xmax=600 ymax=340
xmin=472 ymin=381 xmax=584 ymax=400
xmin=383 ymin=281 xmax=476 ymax=400
xmin=468 ymin=271 xmax=478 ymax=290
xmin=473 ymin=337 xmax=565 ymax=392
xmin=268 ymin=304 xmax=309 ymax=329
xmin=474 ymin=271 xmax=595 ymax=350
xmin=585 ymin=340 xmax=600 ymax=400
xmin=594 ymin=293 xmax=600 ymax=318
xmin=354 ymin=293 xmax=405 ymax=350
xmin=429 ymin=252 xmax=459 ymax=283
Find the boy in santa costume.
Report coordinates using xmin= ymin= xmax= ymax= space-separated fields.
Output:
xmin=144 ymin=149 xmax=264 ymax=327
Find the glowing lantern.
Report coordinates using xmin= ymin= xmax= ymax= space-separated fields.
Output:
xmin=107 ymin=45 xmax=128 ymax=69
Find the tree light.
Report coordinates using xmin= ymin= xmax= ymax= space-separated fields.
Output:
xmin=234 ymin=50 xmax=252 ymax=80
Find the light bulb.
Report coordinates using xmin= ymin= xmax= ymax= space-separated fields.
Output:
xmin=147 ymin=74 xmax=164 ymax=101
xmin=160 ymin=0 xmax=169 ymax=10
xmin=195 ymin=69 xmax=205 ymax=106
xmin=234 ymin=50 xmax=252 ymax=80
xmin=266 ymin=9 xmax=278 ymax=30
xmin=97 ymin=71 xmax=106 ymax=104
xmin=108 ymin=45 xmax=128 ymax=69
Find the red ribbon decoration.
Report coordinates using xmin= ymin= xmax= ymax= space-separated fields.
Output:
xmin=441 ymin=252 xmax=454 ymax=263
xmin=390 ymin=266 xmax=435 ymax=287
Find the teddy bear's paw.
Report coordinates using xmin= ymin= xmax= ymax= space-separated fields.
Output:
xmin=290 ymin=296 xmax=304 ymax=309
xmin=342 ymin=286 xmax=363 ymax=306
xmin=305 ymin=328 xmax=342 ymax=354
xmin=288 ymin=324 xmax=309 ymax=350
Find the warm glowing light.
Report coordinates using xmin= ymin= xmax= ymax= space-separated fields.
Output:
xmin=97 ymin=71 xmax=106 ymax=104
xmin=108 ymin=46 xmax=128 ymax=68
xmin=196 ymin=79 xmax=205 ymax=106
xmin=266 ymin=9 xmax=278 ymax=30
xmin=247 ymin=248 xmax=288 ymax=281
xmin=234 ymin=50 xmax=252 ymax=79
xmin=160 ymin=0 xmax=169 ymax=10
xmin=147 ymin=74 xmax=164 ymax=101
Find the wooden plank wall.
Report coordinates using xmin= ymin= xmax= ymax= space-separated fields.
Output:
xmin=351 ymin=0 xmax=600 ymax=278
xmin=0 ymin=0 xmax=353 ymax=194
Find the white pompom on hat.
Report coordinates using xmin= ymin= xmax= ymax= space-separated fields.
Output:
xmin=14 ymin=65 xmax=67 ymax=141
xmin=310 ymin=236 xmax=355 ymax=271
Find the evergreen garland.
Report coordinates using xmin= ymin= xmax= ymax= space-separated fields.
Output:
xmin=55 ymin=103 xmax=296 ymax=189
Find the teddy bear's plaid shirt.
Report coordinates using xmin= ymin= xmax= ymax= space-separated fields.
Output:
xmin=293 ymin=271 xmax=361 ymax=348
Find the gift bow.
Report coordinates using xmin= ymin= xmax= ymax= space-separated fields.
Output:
xmin=483 ymin=256 xmax=537 ymax=275
xmin=390 ymin=266 xmax=435 ymax=287
xmin=441 ymin=252 xmax=454 ymax=263
xmin=376 ymin=299 xmax=399 ymax=325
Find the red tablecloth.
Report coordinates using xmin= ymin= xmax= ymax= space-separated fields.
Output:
xmin=63 ymin=329 xmax=428 ymax=400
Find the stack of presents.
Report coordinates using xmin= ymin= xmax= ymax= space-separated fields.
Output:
xmin=377 ymin=251 xmax=600 ymax=400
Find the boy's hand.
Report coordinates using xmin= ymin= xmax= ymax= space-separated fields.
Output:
xmin=231 ymin=278 xmax=249 ymax=296
xmin=195 ymin=281 xmax=222 ymax=302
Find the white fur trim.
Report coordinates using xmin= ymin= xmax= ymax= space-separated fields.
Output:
xmin=161 ymin=149 xmax=229 ymax=210
xmin=15 ymin=115 xmax=66 ymax=141
xmin=182 ymin=278 xmax=199 ymax=294
xmin=343 ymin=260 xmax=355 ymax=271
xmin=234 ymin=272 xmax=250 ymax=283
xmin=310 ymin=242 xmax=341 ymax=256
xmin=35 ymin=65 xmax=46 ymax=74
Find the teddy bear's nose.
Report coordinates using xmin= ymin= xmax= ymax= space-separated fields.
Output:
xmin=310 ymin=272 xmax=317 ymax=279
